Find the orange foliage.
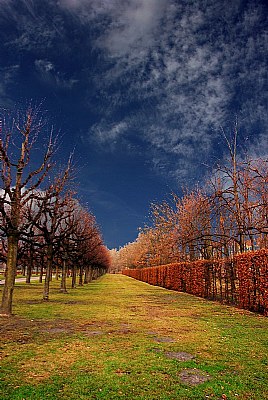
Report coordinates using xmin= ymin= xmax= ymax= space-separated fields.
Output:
xmin=123 ymin=249 xmax=268 ymax=315
xmin=235 ymin=249 xmax=268 ymax=315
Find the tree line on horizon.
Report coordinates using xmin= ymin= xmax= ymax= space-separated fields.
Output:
xmin=111 ymin=125 xmax=268 ymax=272
xmin=0 ymin=104 xmax=110 ymax=316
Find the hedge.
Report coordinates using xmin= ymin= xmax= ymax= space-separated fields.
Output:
xmin=122 ymin=249 xmax=268 ymax=315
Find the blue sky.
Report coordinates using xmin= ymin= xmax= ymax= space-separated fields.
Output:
xmin=0 ymin=0 xmax=267 ymax=248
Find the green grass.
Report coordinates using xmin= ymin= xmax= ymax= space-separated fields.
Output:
xmin=0 ymin=274 xmax=39 ymax=280
xmin=0 ymin=274 xmax=268 ymax=400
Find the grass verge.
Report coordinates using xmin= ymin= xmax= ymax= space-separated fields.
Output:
xmin=0 ymin=274 xmax=267 ymax=400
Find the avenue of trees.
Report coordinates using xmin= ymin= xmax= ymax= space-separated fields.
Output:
xmin=0 ymin=105 xmax=110 ymax=316
xmin=111 ymin=127 xmax=268 ymax=272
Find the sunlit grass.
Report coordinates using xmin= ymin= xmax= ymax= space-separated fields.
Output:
xmin=0 ymin=274 xmax=268 ymax=399
xmin=0 ymin=274 xmax=39 ymax=280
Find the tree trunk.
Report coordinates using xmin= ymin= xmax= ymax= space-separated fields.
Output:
xmin=26 ymin=245 xmax=33 ymax=284
xmin=60 ymin=258 xmax=68 ymax=293
xmin=249 ymin=233 xmax=255 ymax=251
xmin=26 ymin=263 xmax=31 ymax=284
xmin=0 ymin=235 xmax=18 ymax=316
xmin=189 ymin=243 xmax=195 ymax=261
xmin=39 ymin=264 xmax=43 ymax=283
xmin=79 ymin=265 xmax=83 ymax=286
xmin=84 ymin=265 xmax=92 ymax=284
xmin=72 ymin=265 xmax=77 ymax=288
xmin=55 ymin=262 xmax=59 ymax=280
xmin=43 ymin=245 xmax=53 ymax=301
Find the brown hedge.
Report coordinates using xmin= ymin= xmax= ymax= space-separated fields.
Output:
xmin=122 ymin=249 xmax=268 ymax=315
xmin=235 ymin=249 xmax=268 ymax=315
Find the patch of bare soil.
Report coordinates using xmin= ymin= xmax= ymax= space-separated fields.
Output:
xmin=40 ymin=320 xmax=77 ymax=336
xmin=154 ymin=336 xmax=176 ymax=343
xmin=44 ymin=327 xmax=73 ymax=334
xmin=151 ymin=348 xmax=162 ymax=353
xmin=78 ymin=322 xmax=111 ymax=336
xmin=106 ymin=324 xmax=136 ymax=335
xmin=84 ymin=330 xmax=104 ymax=336
xmin=165 ymin=351 xmax=195 ymax=361
xmin=116 ymin=323 xmax=133 ymax=334
xmin=0 ymin=316 xmax=40 ymax=343
xmin=179 ymin=368 xmax=211 ymax=386
xmin=115 ymin=328 xmax=133 ymax=334
xmin=0 ymin=316 xmax=77 ymax=343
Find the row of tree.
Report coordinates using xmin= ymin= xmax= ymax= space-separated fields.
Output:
xmin=0 ymin=105 xmax=110 ymax=316
xmin=111 ymin=126 xmax=267 ymax=271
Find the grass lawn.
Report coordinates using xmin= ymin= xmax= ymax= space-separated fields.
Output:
xmin=0 ymin=274 xmax=35 ymax=280
xmin=0 ymin=274 xmax=267 ymax=400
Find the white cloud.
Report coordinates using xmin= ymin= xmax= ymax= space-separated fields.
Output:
xmin=34 ymin=59 xmax=78 ymax=89
xmin=35 ymin=59 xmax=54 ymax=73
xmin=96 ymin=0 xmax=166 ymax=57
xmin=0 ymin=65 xmax=19 ymax=106
xmin=87 ymin=0 xmax=267 ymax=181
xmin=89 ymin=120 xmax=128 ymax=149
xmin=1 ymin=0 xmax=267 ymax=184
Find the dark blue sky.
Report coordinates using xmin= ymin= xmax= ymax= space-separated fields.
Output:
xmin=0 ymin=0 xmax=267 ymax=248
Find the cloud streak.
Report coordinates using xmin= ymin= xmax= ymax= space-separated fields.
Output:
xmin=85 ymin=0 xmax=267 ymax=180
xmin=0 ymin=0 xmax=267 ymax=183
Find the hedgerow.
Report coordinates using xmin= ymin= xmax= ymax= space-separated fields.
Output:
xmin=123 ymin=249 xmax=268 ymax=315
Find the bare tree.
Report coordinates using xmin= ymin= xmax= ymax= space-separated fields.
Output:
xmin=0 ymin=105 xmax=56 ymax=316
xmin=31 ymin=168 xmax=73 ymax=300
